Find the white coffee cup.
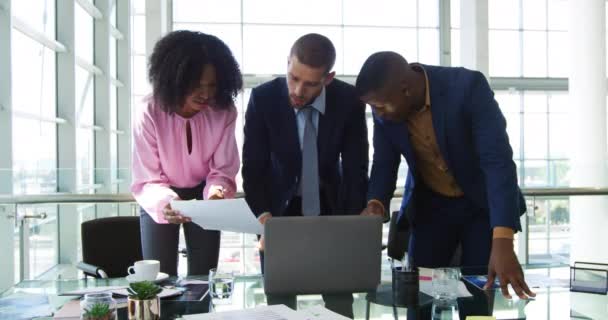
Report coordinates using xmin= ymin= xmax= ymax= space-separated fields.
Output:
xmin=127 ymin=260 xmax=160 ymax=281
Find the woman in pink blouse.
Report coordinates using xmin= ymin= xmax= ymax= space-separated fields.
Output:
xmin=131 ymin=30 xmax=242 ymax=276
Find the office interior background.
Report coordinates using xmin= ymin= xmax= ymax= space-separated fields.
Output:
xmin=1 ymin=0 xmax=607 ymax=294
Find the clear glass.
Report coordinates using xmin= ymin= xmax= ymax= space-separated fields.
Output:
xmin=132 ymin=0 xmax=146 ymax=15
xmin=431 ymin=298 xmax=460 ymax=320
xmin=242 ymin=25 xmax=343 ymax=75
xmin=26 ymin=205 xmax=58 ymax=278
xmin=132 ymin=15 xmax=146 ymax=55
xmin=343 ymin=0 xmax=417 ymax=27
xmin=451 ymin=29 xmax=460 ymax=66
xmin=547 ymin=31 xmax=568 ymax=78
xmin=548 ymin=93 xmax=569 ymax=159
xmin=548 ymin=0 xmax=568 ymax=31
xmin=173 ymin=23 xmax=243 ymax=68
xmin=5 ymin=266 xmax=608 ymax=318
xmin=243 ymin=0 xmax=342 ymax=25
xmin=11 ymin=30 xmax=56 ymax=117
xmin=523 ymin=31 xmax=548 ymax=77
xmin=173 ymin=0 xmax=241 ymax=23
xmin=418 ymin=0 xmax=440 ymax=28
xmin=75 ymin=2 xmax=94 ymax=64
xmin=489 ymin=0 xmax=520 ymax=29
xmin=450 ymin=0 xmax=460 ymax=28
xmin=418 ymin=29 xmax=440 ymax=65
xmin=209 ymin=268 xmax=234 ymax=305
xmin=80 ymin=292 xmax=117 ymax=320
xmin=432 ymin=268 xmax=461 ymax=300
xmin=523 ymin=0 xmax=547 ymax=30
xmin=489 ymin=30 xmax=521 ymax=77
xmin=343 ymin=27 xmax=417 ymax=75
xmin=11 ymin=0 xmax=55 ymax=38
xmin=12 ymin=118 xmax=57 ymax=195
xmin=132 ymin=55 xmax=151 ymax=95
xmin=523 ymin=92 xmax=548 ymax=160
xmin=523 ymin=160 xmax=549 ymax=187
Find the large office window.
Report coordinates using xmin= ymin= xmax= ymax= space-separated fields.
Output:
xmin=75 ymin=1 xmax=96 ymax=192
xmin=10 ymin=0 xmax=59 ymax=281
xmin=488 ymin=0 xmax=568 ymax=78
xmin=173 ymin=0 xmax=440 ymax=75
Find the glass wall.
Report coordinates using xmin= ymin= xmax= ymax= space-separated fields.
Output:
xmin=4 ymin=0 xmax=130 ymax=283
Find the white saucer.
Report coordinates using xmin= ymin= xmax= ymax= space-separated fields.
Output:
xmin=126 ymin=272 xmax=170 ymax=283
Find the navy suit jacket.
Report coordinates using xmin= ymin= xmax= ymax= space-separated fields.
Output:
xmin=242 ymin=78 xmax=369 ymax=217
xmin=368 ymin=65 xmax=526 ymax=231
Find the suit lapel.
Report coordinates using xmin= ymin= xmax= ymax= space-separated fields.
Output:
xmin=317 ymin=87 xmax=334 ymax=163
xmin=426 ymin=67 xmax=451 ymax=170
xmin=278 ymin=80 xmax=302 ymax=167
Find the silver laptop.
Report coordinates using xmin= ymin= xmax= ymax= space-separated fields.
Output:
xmin=263 ymin=215 xmax=383 ymax=295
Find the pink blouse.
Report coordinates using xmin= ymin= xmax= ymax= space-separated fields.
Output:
xmin=131 ymin=97 xmax=240 ymax=223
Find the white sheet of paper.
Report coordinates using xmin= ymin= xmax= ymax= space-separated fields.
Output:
xmin=417 ymin=268 xmax=472 ymax=298
xmin=172 ymin=199 xmax=263 ymax=234
xmin=60 ymin=286 xmax=183 ymax=299
xmin=181 ymin=304 xmax=309 ymax=320
xmin=60 ymin=286 xmax=128 ymax=296
xmin=300 ymin=305 xmax=351 ymax=319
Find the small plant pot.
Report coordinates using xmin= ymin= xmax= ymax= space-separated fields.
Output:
xmin=127 ymin=296 xmax=160 ymax=320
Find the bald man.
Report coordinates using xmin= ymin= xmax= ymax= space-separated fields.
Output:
xmin=357 ymin=51 xmax=535 ymax=300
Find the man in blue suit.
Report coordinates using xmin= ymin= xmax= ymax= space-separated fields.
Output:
xmin=242 ymin=33 xmax=368 ymax=317
xmin=357 ymin=51 xmax=535 ymax=300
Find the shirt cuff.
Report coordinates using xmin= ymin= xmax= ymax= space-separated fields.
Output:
xmin=493 ymin=226 xmax=515 ymax=239
xmin=206 ymin=184 xmax=225 ymax=199
xmin=367 ymin=199 xmax=388 ymax=220
xmin=258 ymin=212 xmax=272 ymax=221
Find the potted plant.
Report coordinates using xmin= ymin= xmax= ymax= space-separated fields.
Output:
xmin=127 ymin=281 xmax=163 ymax=320
xmin=80 ymin=292 xmax=117 ymax=320
xmin=82 ymin=302 xmax=114 ymax=320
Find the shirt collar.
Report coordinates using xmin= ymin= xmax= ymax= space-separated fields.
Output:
xmin=411 ymin=63 xmax=431 ymax=112
xmin=309 ymin=86 xmax=326 ymax=114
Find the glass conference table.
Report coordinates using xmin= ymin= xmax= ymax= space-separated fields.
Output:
xmin=1 ymin=266 xmax=606 ymax=319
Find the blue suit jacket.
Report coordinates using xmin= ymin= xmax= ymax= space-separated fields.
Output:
xmin=368 ymin=65 xmax=526 ymax=230
xmin=242 ymin=78 xmax=369 ymax=217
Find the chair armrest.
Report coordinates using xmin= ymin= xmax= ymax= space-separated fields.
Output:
xmin=76 ymin=262 xmax=108 ymax=278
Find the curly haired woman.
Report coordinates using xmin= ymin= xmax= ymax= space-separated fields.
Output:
xmin=131 ymin=30 xmax=243 ymax=276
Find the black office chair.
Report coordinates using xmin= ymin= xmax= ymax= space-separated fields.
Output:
xmin=387 ymin=211 xmax=410 ymax=261
xmin=76 ymin=216 xmax=143 ymax=278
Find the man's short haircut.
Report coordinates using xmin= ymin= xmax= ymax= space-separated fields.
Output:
xmin=289 ymin=33 xmax=336 ymax=73
xmin=355 ymin=51 xmax=408 ymax=97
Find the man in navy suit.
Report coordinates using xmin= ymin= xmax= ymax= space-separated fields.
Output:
xmin=357 ymin=51 xmax=535 ymax=300
xmin=242 ymin=33 xmax=368 ymax=317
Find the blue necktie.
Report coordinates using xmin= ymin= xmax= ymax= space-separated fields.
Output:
xmin=300 ymin=107 xmax=320 ymax=216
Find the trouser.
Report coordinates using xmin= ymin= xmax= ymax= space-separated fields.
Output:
xmin=408 ymin=187 xmax=493 ymax=271
xmin=139 ymin=181 xmax=220 ymax=276
xmin=260 ymin=196 xmax=355 ymax=319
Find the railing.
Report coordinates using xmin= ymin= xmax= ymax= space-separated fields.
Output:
xmin=1 ymin=188 xmax=607 ymax=286
xmin=1 ymin=187 xmax=607 ymax=205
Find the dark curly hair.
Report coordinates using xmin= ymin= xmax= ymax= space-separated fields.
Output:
xmin=148 ymin=30 xmax=243 ymax=113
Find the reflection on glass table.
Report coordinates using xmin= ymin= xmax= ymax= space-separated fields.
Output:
xmin=1 ymin=266 xmax=607 ymax=319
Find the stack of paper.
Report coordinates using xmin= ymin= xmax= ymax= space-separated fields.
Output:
xmin=181 ymin=304 xmax=350 ymax=320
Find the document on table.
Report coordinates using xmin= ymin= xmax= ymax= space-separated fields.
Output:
xmin=300 ymin=305 xmax=352 ymax=319
xmin=418 ymin=268 xmax=473 ymax=298
xmin=171 ymin=198 xmax=263 ymax=235
xmin=60 ymin=286 xmax=183 ymax=299
xmin=181 ymin=304 xmax=310 ymax=320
